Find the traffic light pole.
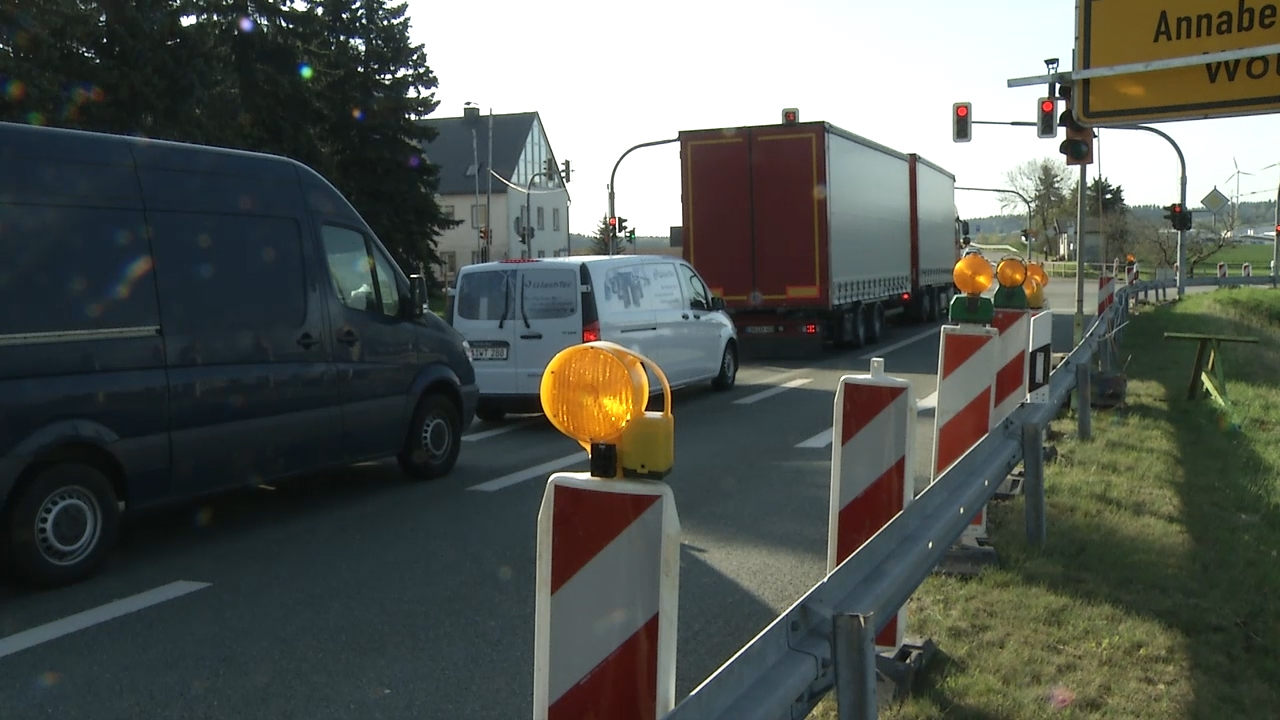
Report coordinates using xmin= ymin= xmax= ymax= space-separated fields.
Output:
xmin=955 ymin=186 xmax=1034 ymax=261
xmin=524 ymin=171 xmax=548 ymax=256
xmin=1104 ymin=124 xmax=1187 ymax=298
xmin=608 ymin=138 xmax=679 ymax=257
xmin=1075 ymin=163 xmax=1087 ymax=346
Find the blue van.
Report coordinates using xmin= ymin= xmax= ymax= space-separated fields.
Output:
xmin=0 ymin=122 xmax=478 ymax=588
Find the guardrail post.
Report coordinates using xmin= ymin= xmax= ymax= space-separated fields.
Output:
xmin=1022 ymin=421 xmax=1046 ymax=546
xmin=834 ymin=613 xmax=878 ymax=720
xmin=1075 ymin=363 xmax=1092 ymax=441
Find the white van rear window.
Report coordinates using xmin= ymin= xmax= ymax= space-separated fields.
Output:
xmin=456 ymin=269 xmax=515 ymax=321
xmin=521 ymin=268 xmax=578 ymax=320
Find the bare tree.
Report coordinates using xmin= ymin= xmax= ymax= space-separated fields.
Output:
xmin=1002 ymin=158 xmax=1073 ymax=255
xmin=1131 ymin=216 xmax=1229 ymax=272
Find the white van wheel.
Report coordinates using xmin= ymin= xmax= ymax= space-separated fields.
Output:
xmin=712 ymin=342 xmax=737 ymax=391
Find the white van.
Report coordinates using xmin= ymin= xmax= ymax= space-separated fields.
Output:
xmin=448 ymin=255 xmax=739 ymax=421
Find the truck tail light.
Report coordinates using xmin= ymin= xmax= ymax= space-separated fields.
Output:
xmin=804 ymin=323 xmax=818 ymax=334
xmin=582 ymin=320 xmax=601 ymax=343
xmin=901 ymin=293 xmax=910 ymax=301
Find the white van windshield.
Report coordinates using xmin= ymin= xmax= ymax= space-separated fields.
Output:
xmin=456 ymin=269 xmax=516 ymax=321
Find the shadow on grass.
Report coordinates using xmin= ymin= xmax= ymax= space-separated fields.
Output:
xmin=998 ymin=295 xmax=1280 ymax=717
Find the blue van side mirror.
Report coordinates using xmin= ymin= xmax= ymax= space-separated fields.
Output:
xmin=409 ymin=274 xmax=428 ymax=318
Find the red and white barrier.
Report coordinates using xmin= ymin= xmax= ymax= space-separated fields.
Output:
xmin=1218 ymin=262 xmax=1227 ymax=279
xmin=931 ymin=324 xmax=998 ymax=543
xmin=1026 ymin=310 xmax=1054 ymax=405
xmin=1244 ymin=263 xmax=1253 ymax=278
xmin=1097 ymin=276 xmax=1115 ymax=316
xmin=991 ymin=309 xmax=1031 ymax=425
xmin=1126 ymin=263 xmax=1138 ymax=285
xmin=534 ymin=474 xmax=680 ymax=720
xmin=828 ymin=357 xmax=914 ymax=651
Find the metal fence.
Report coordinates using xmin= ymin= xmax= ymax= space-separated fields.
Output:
xmin=658 ymin=274 xmax=1275 ymax=720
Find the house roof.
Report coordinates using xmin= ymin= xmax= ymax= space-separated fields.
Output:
xmin=416 ymin=111 xmax=537 ymax=196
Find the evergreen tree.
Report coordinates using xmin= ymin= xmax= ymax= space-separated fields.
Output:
xmin=591 ymin=215 xmax=623 ymax=255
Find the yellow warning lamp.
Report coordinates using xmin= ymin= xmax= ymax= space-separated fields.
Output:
xmin=992 ymin=256 xmax=1029 ymax=310
xmin=949 ymin=253 xmax=996 ymax=324
xmin=540 ymin=341 xmax=674 ymax=480
xmin=1023 ymin=276 xmax=1046 ymax=309
xmin=1026 ymin=262 xmax=1049 ymax=289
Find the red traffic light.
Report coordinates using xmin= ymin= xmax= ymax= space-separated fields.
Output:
xmin=1040 ymin=99 xmax=1054 ymax=112
xmin=608 ymin=217 xmax=617 ymax=227
xmin=956 ymin=105 xmax=969 ymax=117
xmin=1172 ymin=203 xmax=1182 ymax=212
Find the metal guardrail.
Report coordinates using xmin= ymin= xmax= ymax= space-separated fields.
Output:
xmin=659 ymin=277 xmax=1192 ymax=720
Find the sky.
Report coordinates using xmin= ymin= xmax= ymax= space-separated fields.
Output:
xmin=406 ymin=0 xmax=1280 ymax=236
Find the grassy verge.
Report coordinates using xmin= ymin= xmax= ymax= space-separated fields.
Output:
xmin=811 ymin=288 xmax=1280 ymax=719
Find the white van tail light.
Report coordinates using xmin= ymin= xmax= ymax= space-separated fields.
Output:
xmin=582 ymin=320 xmax=601 ymax=343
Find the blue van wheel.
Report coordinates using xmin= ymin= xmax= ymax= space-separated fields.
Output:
xmin=6 ymin=463 xmax=120 ymax=588
xmin=398 ymin=392 xmax=462 ymax=480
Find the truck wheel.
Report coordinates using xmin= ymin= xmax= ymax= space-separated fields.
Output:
xmin=711 ymin=341 xmax=737 ymax=391
xmin=919 ymin=292 xmax=934 ymax=323
xmin=398 ymin=392 xmax=462 ymax=480
xmin=6 ymin=463 xmax=121 ymax=588
xmin=847 ymin=308 xmax=867 ymax=348
xmin=928 ymin=289 xmax=943 ymax=322
xmin=867 ymin=303 xmax=885 ymax=343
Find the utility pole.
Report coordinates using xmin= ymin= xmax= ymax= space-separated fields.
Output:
xmin=486 ymin=108 xmax=493 ymax=262
xmin=1075 ymin=162 xmax=1086 ymax=346
xmin=525 ymin=171 xmax=546 ymax=257
xmin=466 ymin=104 xmax=482 ymax=263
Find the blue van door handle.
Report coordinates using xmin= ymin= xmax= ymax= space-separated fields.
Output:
xmin=337 ymin=329 xmax=359 ymax=346
xmin=297 ymin=332 xmax=320 ymax=350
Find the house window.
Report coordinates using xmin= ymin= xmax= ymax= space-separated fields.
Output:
xmin=471 ymin=204 xmax=488 ymax=229
xmin=441 ymin=251 xmax=457 ymax=273
xmin=442 ymin=205 xmax=455 ymax=219
xmin=537 ymin=250 xmax=546 ymax=258
xmin=537 ymin=207 xmax=545 ymax=230
xmin=552 ymin=208 xmax=560 ymax=231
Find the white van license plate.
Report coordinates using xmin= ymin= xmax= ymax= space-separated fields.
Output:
xmin=472 ymin=346 xmax=509 ymax=361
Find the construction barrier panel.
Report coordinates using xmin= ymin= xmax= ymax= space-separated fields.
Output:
xmin=534 ymin=473 xmax=680 ymax=720
xmin=991 ymin=309 xmax=1031 ymax=425
xmin=1097 ymin=275 xmax=1115 ymax=316
xmin=931 ymin=324 xmax=998 ymax=544
xmin=828 ymin=356 xmax=915 ymax=651
xmin=1027 ymin=310 xmax=1054 ymax=404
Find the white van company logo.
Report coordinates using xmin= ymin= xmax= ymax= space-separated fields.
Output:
xmin=524 ymin=278 xmax=574 ymax=290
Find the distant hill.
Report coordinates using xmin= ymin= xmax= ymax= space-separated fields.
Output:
xmin=967 ymin=199 xmax=1276 ymax=234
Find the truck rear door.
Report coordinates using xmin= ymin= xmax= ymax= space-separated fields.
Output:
xmin=749 ymin=125 xmax=826 ymax=306
xmin=680 ymin=132 xmax=753 ymax=304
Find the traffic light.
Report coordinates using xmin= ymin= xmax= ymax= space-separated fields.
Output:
xmin=952 ymin=102 xmax=971 ymax=143
xmin=544 ymin=158 xmax=556 ymax=181
xmin=616 ymin=217 xmax=629 ymax=241
xmin=782 ymin=108 xmax=799 ymax=125
xmin=1058 ymin=96 xmax=1093 ymax=165
xmin=480 ymin=226 xmax=491 ymax=242
xmin=1036 ymin=97 xmax=1058 ymax=139
xmin=1163 ymin=203 xmax=1186 ymax=230
xmin=561 ymin=159 xmax=571 ymax=183
xmin=627 ymin=228 xmax=636 ymax=244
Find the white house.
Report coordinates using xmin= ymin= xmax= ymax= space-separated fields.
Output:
xmin=417 ymin=109 xmax=570 ymax=286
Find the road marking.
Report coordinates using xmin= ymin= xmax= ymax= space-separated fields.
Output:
xmin=468 ymin=451 xmax=588 ymax=492
xmin=796 ymin=428 xmax=833 ymax=448
xmin=917 ymin=390 xmax=938 ymax=410
xmin=463 ymin=419 xmax=534 ymax=442
xmin=0 ymin=580 xmax=211 ymax=660
xmin=795 ymin=395 xmax=940 ymax=450
xmin=733 ymin=378 xmax=813 ymax=405
xmin=858 ymin=325 xmax=940 ymax=360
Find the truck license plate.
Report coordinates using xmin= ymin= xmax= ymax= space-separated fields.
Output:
xmin=745 ymin=326 xmax=775 ymax=334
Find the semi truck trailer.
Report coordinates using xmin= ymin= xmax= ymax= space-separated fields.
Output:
xmin=678 ymin=120 xmax=964 ymax=351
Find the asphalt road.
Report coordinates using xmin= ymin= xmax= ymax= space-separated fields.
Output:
xmin=0 ymin=282 xmax=1194 ymax=720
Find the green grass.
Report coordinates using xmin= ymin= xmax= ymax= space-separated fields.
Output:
xmin=811 ymin=288 xmax=1280 ymax=719
xmin=1203 ymin=243 xmax=1275 ymax=266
